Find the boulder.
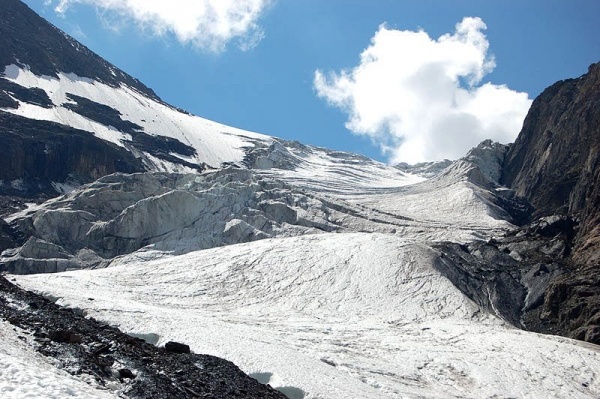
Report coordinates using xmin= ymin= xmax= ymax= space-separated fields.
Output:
xmin=164 ymin=341 xmax=190 ymax=354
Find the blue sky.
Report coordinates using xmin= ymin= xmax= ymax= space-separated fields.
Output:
xmin=24 ymin=0 xmax=600 ymax=163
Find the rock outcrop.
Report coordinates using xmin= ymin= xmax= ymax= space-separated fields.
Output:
xmin=0 ymin=111 xmax=146 ymax=198
xmin=435 ymin=215 xmax=576 ymax=337
xmin=501 ymin=62 xmax=600 ymax=343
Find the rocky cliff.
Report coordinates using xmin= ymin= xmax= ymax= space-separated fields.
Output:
xmin=501 ymin=62 xmax=600 ymax=343
xmin=0 ymin=112 xmax=146 ymax=198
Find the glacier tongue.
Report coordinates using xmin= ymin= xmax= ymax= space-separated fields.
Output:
xmin=14 ymin=233 xmax=600 ymax=399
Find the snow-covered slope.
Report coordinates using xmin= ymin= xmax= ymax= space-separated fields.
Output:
xmin=1 ymin=143 xmax=513 ymax=274
xmin=2 ymin=64 xmax=268 ymax=171
xmin=1 ymin=61 xmax=424 ymax=202
xmin=14 ymin=233 xmax=600 ymax=399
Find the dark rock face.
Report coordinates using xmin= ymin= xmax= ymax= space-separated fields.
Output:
xmin=434 ymin=215 xmax=574 ymax=335
xmin=0 ymin=275 xmax=287 ymax=399
xmin=500 ymin=62 xmax=600 ymax=344
xmin=0 ymin=111 xmax=146 ymax=198
xmin=541 ymin=272 xmax=600 ymax=344
xmin=63 ymin=93 xmax=144 ymax=134
xmin=502 ymin=63 xmax=600 ymax=262
xmin=0 ymin=0 xmax=160 ymax=100
xmin=0 ymin=218 xmax=18 ymax=252
xmin=0 ymin=77 xmax=53 ymax=109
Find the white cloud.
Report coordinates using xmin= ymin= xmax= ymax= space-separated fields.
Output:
xmin=314 ymin=17 xmax=532 ymax=164
xmin=50 ymin=0 xmax=272 ymax=52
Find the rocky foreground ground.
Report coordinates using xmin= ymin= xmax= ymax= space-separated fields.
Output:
xmin=0 ymin=274 xmax=286 ymax=399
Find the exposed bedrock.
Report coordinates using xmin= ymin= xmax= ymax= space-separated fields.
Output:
xmin=434 ymin=215 xmax=578 ymax=335
xmin=496 ymin=62 xmax=600 ymax=343
xmin=0 ymin=111 xmax=146 ymax=199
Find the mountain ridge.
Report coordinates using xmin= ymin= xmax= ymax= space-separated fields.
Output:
xmin=0 ymin=0 xmax=160 ymax=101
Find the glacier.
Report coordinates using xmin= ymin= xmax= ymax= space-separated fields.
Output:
xmin=5 ymin=139 xmax=600 ymax=398
xmin=2 ymin=51 xmax=599 ymax=399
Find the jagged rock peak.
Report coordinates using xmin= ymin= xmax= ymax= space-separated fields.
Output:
xmin=464 ymin=139 xmax=509 ymax=185
xmin=0 ymin=0 xmax=160 ymax=100
xmin=434 ymin=139 xmax=509 ymax=188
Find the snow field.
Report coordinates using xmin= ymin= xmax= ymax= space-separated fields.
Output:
xmin=4 ymin=62 xmax=600 ymax=399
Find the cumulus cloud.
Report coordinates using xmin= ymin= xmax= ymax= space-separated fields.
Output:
xmin=49 ymin=0 xmax=272 ymax=52
xmin=314 ymin=17 xmax=532 ymax=164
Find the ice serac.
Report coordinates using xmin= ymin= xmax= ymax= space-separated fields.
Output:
xmin=395 ymin=159 xmax=453 ymax=179
xmin=501 ymin=62 xmax=600 ymax=344
xmin=1 ymin=140 xmax=516 ymax=274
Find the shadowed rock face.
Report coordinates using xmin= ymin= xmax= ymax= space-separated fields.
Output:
xmin=0 ymin=77 xmax=53 ymax=109
xmin=0 ymin=111 xmax=146 ymax=198
xmin=502 ymin=63 xmax=600 ymax=261
xmin=501 ymin=62 xmax=600 ymax=344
